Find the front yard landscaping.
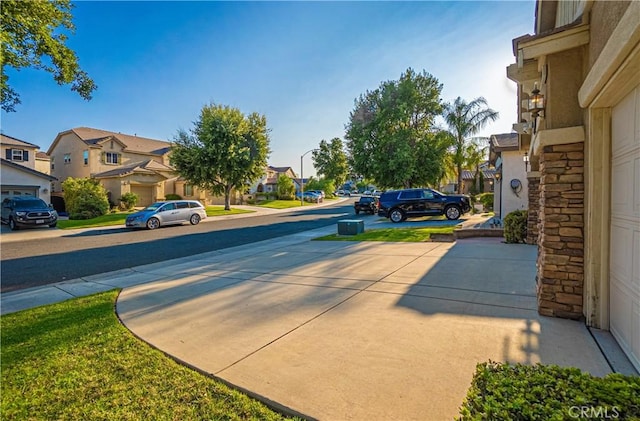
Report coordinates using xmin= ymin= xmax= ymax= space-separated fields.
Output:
xmin=254 ymin=199 xmax=317 ymax=209
xmin=0 ymin=290 xmax=294 ymax=421
xmin=314 ymin=226 xmax=457 ymax=242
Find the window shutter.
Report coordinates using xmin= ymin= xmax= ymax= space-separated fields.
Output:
xmin=101 ymin=152 xmax=105 ymax=163
xmin=23 ymin=150 xmax=29 ymax=161
xmin=117 ymin=153 xmax=122 ymax=164
xmin=5 ymin=149 xmax=11 ymax=160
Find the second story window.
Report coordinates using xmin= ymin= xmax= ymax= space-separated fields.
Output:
xmin=83 ymin=150 xmax=89 ymax=165
xmin=64 ymin=153 xmax=71 ymax=164
xmin=51 ymin=156 xmax=55 ymax=170
xmin=105 ymin=152 xmax=120 ymax=164
xmin=5 ymin=148 xmax=28 ymax=162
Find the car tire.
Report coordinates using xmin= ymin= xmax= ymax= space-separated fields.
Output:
xmin=146 ymin=217 xmax=160 ymax=230
xmin=445 ymin=205 xmax=462 ymax=220
xmin=190 ymin=214 xmax=201 ymax=225
xmin=389 ymin=208 xmax=405 ymax=223
xmin=355 ymin=209 xmax=360 ymax=215
xmin=9 ymin=218 xmax=18 ymax=231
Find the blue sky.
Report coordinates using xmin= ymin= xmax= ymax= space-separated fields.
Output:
xmin=1 ymin=1 xmax=535 ymax=176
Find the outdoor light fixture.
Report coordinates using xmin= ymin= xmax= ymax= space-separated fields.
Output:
xmin=528 ymin=83 xmax=545 ymax=119
xmin=523 ymin=152 xmax=530 ymax=172
xmin=494 ymin=172 xmax=501 ymax=182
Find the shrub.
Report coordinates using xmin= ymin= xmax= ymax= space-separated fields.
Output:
xmin=165 ymin=193 xmax=182 ymax=200
xmin=277 ymin=175 xmax=296 ymax=200
xmin=458 ymin=361 xmax=640 ymax=420
xmin=119 ymin=192 xmax=138 ymax=210
xmin=475 ymin=192 xmax=494 ymax=211
xmin=503 ymin=209 xmax=528 ymax=243
xmin=62 ymin=177 xmax=109 ymax=220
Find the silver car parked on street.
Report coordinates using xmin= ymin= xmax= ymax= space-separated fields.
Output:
xmin=125 ymin=200 xmax=207 ymax=230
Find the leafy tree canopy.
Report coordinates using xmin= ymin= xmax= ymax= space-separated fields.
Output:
xmin=171 ymin=103 xmax=271 ymax=210
xmin=311 ymin=137 xmax=348 ymax=189
xmin=276 ymin=174 xmax=295 ymax=200
xmin=345 ymin=68 xmax=450 ymax=189
xmin=1 ymin=0 xmax=97 ymax=112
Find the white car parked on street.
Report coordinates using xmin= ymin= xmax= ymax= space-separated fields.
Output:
xmin=126 ymin=200 xmax=207 ymax=230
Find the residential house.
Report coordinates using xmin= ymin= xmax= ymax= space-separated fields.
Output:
xmin=507 ymin=0 xmax=639 ymax=371
xmin=489 ymin=133 xmax=528 ymax=218
xmin=1 ymin=134 xmax=56 ymax=203
xmin=460 ymin=162 xmax=496 ymax=195
xmin=47 ymin=127 xmax=174 ymax=206
xmin=250 ymin=166 xmax=299 ymax=194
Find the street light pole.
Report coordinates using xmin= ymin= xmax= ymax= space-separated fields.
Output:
xmin=300 ymin=149 xmax=317 ymax=206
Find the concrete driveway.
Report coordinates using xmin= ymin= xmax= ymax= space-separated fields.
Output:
xmin=117 ymin=234 xmax=611 ymax=420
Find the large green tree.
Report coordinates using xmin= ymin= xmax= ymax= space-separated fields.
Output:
xmin=1 ymin=0 xmax=97 ymax=112
xmin=311 ymin=137 xmax=348 ymax=189
xmin=345 ymin=68 xmax=449 ymax=189
xmin=443 ymin=97 xmax=498 ymax=193
xmin=171 ymin=103 xmax=271 ymax=210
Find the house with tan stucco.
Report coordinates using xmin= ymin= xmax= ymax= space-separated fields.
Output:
xmin=507 ymin=0 xmax=639 ymax=371
xmin=47 ymin=127 xmax=175 ymax=206
xmin=1 ymin=134 xmax=56 ymax=204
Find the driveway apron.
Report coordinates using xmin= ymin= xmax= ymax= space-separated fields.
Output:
xmin=117 ymin=237 xmax=611 ymax=421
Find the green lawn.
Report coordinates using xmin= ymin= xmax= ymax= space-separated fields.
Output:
xmin=206 ymin=206 xmax=254 ymax=217
xmin=57 ymin=213 xmax=131 ymax=229
xmin=314 ymin=226 xmax=457 ymax=242
xmin=0 ymin=290 xmax=294 ymax=421
xmin=254 ymin=200 xmax=315 ymax=209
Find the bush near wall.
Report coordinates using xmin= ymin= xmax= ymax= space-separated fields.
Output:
xmin=475 ymin=192 xmax=494 ymax=211
xmin=164 ymin=194 xmax=182 ymax=200
xmin=503 ymin=209 xmax=528 ymax=243
xmin=62 ymin=177 xmax=110 ymax=220
xmin=119 ymin=192 xmax=138 ymax=210
xmin=458 ymin=361 xmax=640 ymax=420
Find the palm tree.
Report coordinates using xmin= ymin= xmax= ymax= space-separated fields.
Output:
xmin=443 ymin=97 xmax=498 ymax=193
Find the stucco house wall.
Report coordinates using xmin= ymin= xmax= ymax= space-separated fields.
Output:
xmin=496 ymin=150 xmax=529 ymax=217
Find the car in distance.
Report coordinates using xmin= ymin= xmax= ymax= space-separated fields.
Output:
xmin=125 ymin=200 xmax=207 ymax=230
xmin=1 ymin=197 xmax=58 ymax=230
xmin=377 ymin=188 xmax=471 ymax=222
xmin=354 ymin=195 xmax=379 ymax=215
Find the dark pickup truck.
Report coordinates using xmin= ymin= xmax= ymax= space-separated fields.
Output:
xmin=1 ymin=197 xmax=58 ymax=230
xmin=354 ymin=195 xmax=379 ymax=215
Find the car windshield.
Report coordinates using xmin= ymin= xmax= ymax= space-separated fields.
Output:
xmin=430 ymin=188 xmax=444 ymax=196
xmin=143 ymin=203 xmax=165 ymax=211
xmin=14 ymin=199 xmax=48 ymax=209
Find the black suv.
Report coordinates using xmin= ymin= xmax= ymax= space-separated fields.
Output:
xmin=377 ymin=188 xmax=471 ymax=222
xmin=354 ymin=195 xmax=378 ymax=215
xmin=1 ymin=197 xmax=58 ymax=230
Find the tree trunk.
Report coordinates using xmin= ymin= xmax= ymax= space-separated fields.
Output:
xmin=457 ymin=163 xmax=463 ymax=193
xmin=224 ymin=185 xmax=232 ymax=211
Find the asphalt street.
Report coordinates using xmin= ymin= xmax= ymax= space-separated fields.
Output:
xmin=0 ymin=201 xmax=357 ymax=292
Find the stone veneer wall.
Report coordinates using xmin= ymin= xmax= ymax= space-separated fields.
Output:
xmin=536 ymin=142 xmax=585 ymax=319
xmin=527 ymin=175 xmax=540 ymax=245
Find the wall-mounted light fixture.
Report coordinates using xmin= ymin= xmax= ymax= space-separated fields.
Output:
xmin=523 ymin=151 xmax=530 ymax=172
xmin=528 ymin=83 xmax=545 ymax=119
xmin=494 ymin=171 xmax=501 ymax=182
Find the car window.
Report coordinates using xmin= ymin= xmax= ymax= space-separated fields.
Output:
xmin=161 ymin=203 xmax=176 ymax=211
xmin=422 ymin=190 xmax=435 ymax=199
xmin=399 ymin=190 xmax=421 ymax=200
xmin=188 ymin=201 xmax=203 ymax=208
xmin=176 ymin=202 xmax=189 ymax=209
xmin=15 ymin=199 xmax=48 ymax=209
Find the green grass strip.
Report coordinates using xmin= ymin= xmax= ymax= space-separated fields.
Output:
xmin=0 ymin=290 xmax=294 ymax=421
xmin=205 ymin=206 xmax=254 ymax=217
xmin=314 ymin=226 xmax=457 ymax=242
xmin=255 ymin=200 xmax=313 ymax=209
xmin=57 ymin=213 xmax=132 ymax=229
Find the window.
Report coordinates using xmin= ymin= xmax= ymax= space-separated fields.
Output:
xmin=64 ymin=153 xmax=71 ymax=164
xmin=399 ymin=190 xmax=421 ymax=200
xmin=5 ymin=148 xmax=28 ymax=162
xmin=183 ymin=184 xmax=193 ymax=196
xmin=189 ymin=201 xmax=203 ymax=209
xmin=51 ymin=156 xmax=55 ymax=170
xmin=83 ymin=150 xmax=89 ymax=165
xmin=176 ymin=202 xmax=189 ymax=209
xmin=422 ymin=190 xmax=435 ymax=199
xmin=105 ymin=152 xmax=119 ymax=164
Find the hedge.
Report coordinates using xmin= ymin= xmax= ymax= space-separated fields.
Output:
xmin=458 ymin=361 xmax=640 ymax=420
xmin=504 ymin=209 xmax=528 ymax=243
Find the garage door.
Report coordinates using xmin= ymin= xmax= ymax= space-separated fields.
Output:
xmin=130 ymin=186 xmax=153 ymax=207
xmin=1 ymin=187 xmax=37 ymax=202
xmin=610 ymin=84 xmax=640 ymax=371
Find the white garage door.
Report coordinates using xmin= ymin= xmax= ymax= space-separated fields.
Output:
xmin=130 ymin=186 xmax=153 ymax=207
xmin=610 ymin=85 xmax=640 ymax=372
xmin=1 ymin=187 xmax=37 ymax=202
